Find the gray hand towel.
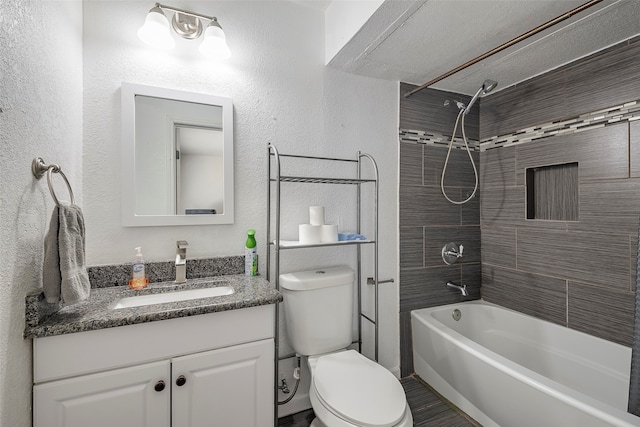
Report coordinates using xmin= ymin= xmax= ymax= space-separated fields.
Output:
xmin=42 ymin=205 xmax=90 ymax=305
xmin=43 ymin=206 xmax=61 ymax=303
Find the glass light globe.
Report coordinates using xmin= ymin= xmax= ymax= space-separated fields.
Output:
xmin=137 ymin=6 xmax=175 ymax=49
xmin=198 ymin=21 xmax=231 ymax=60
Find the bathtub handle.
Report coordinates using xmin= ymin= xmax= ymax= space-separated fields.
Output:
xmin=442 ymin=242 xmax=464 ymax=265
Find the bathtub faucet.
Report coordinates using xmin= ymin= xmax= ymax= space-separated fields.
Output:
xmin=446 ymin=281 xmax=468 ymax=296
xmin=442 ymin=242 xmax=464 ymax=265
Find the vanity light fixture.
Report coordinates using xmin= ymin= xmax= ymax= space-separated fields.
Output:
xmin=138 ymin=3 xmax=231 ymax=60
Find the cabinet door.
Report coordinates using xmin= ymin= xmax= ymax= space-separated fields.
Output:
xmin=172 ymin=339 xmax=274 ymax=427
xmin=34 ymin=360 xmax=170 ymax=427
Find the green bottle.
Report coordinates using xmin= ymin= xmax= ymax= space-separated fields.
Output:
xmin=245 ymin=229 xmax=258 ymax=276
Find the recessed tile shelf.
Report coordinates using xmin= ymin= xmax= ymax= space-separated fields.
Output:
xmin=526 ymin=162 xmax=578 ymax=221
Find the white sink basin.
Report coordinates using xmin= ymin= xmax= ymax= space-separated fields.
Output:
xmin=112 ymin=286 xmax=234 ymax=309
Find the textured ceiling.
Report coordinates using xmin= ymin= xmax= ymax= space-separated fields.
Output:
xmin=329 ymin=0 xmax=640 ymax=96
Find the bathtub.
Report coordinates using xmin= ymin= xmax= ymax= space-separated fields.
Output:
xmin=411 ymin=300 xmax=640 ymax=426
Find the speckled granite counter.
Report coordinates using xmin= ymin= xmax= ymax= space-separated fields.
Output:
xmin=25 ymin=275 xmax=281 ymax=339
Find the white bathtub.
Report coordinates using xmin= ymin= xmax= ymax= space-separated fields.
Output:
xmin=411 ymin=300 xmax=640 ymax=426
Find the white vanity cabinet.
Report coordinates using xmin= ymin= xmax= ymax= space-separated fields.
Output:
xmin=33 ymin=305 xmax=274 ymax=427
xmin=172 ymin=340 xmax=273 ymax=427
xmin=34 ymin=360 xmax=171 ymax=427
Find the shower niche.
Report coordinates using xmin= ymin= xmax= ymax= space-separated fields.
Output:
xmin=526 ymin=162 xmax=578 ymax=221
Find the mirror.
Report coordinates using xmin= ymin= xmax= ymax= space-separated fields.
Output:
xmin=121 ymin=83 xmax=233 ymax=226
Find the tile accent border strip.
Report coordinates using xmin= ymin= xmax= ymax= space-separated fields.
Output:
xmin=399 ymin=129 xmax=480 ymax=150
xmin=480 ymin=100 xmax=640 ymax=151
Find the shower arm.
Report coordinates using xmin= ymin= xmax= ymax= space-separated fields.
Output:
xmin=404 ymin=0 xmax=604 ymax=98
xmin=462 ymin=86 xmax=483 ymax=116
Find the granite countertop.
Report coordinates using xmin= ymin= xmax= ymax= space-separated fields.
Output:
xmin=24 ymin=275 xmax=281 ymax=339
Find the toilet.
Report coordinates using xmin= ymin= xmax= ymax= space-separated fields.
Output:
xmin=280 ymin=266 xmax=413 ymax=427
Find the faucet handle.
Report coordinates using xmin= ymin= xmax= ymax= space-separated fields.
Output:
xmin=177 ymin=240 xmax=189 ymax=249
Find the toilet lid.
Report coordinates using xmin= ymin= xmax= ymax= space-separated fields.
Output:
xmin=312 ymin=350 xmax=407 ymax=427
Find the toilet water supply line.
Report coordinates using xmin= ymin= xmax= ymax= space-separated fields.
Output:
xmin=278 ymin=356 xmax=301 ymax=405
xmin=440 ymin=108 xmax=478 ymax=205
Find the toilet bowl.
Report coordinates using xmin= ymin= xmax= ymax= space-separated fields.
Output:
xmin=307 ymin=351 xmax=412 ymax=427
xmin=279 ymin=267 xmax=413 ymax=427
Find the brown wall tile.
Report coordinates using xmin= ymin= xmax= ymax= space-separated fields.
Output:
xmin=400 ymin=142 xmax=423 ymax=186
xmin=569 ymin=179 xmax=640 ymax=234
xmin=399 ymin=185 xmax=461 ymax=227
xmin=481 ymin=227 xmax=516 ymax=268
xmin=568 ymin=281 xmax=634 ymax=346
xmin=480 ymin=145 xmax=516 ymax=189
xmin=480 ymin=186 xmax=525 ymax=227
xmin=482 ymin=265 xmax=566 ymax=326
xmin=400 ymin=227 xmax=424 ymax=268
xmin=633 ymin=235 xmax=638 ymax=293
xmin=516 ymin=229 xmax=630 ymax=290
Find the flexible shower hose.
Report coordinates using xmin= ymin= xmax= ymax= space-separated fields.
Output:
xmin=440 ymin=109 xmax=479 ymax=205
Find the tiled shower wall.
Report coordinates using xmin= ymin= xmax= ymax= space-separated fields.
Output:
xmin=480 ymin=36 xmax=640 ymax=347
xmin=398 ymin=84 xmax=482 ymax=376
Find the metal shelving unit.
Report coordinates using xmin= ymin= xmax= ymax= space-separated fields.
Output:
xmin=266 ymin=143 xmax=380 ymax=424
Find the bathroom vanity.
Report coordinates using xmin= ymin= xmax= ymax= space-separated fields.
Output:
xmin=25 ymin=275 xmax=281 ymax=427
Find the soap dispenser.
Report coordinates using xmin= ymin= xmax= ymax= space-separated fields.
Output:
xmin=129 ymin=247 xmax=148 ymax=290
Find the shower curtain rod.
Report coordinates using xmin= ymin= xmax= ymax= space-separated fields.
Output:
xmin=403 ymin=0 xmax=604 ymax=98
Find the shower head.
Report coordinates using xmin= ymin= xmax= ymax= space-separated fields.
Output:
xmin=482 ymin=79 xmax=498 ymax=93
xmin=463 ymin=79 xmax=498 ymax=116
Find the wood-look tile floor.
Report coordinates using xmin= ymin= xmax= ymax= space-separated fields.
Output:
xmin=278 ymin=375 xmax=480 ymax=427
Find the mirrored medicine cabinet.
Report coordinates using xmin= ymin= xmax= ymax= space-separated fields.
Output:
xmin=121 ymin=83 xmax=234 ymax=226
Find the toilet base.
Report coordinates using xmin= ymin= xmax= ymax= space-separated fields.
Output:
xmin=310 ymin=406 xmax=413 ymax=427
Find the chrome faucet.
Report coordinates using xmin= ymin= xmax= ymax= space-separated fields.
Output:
xmin=175 ymin=240 xmax=189 ymax=283
xmin=446 ymin=281 xmax=468 ymax=296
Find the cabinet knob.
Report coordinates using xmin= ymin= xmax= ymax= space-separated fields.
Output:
xmin=176 ymin=375 xmax=187 ymax=387
xmin=154 ymin=380 xmax=166 ymax=392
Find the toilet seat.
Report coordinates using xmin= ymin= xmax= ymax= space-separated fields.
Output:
xmin=309 ymin=350 xmax=408 ymax=427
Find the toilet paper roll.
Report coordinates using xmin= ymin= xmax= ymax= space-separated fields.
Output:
xmin=299 ymin=224 xmax=322 ymax=245
xmin=309 ymin=206 xmax=325 ymax=226
xmin=321 ymin=224 xmax=339 ymax=243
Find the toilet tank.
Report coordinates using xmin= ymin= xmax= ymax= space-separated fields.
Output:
xmin=280 ymin=266 xmax=354 ymax=356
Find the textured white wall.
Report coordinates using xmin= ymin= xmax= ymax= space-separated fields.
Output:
xmin=0 ymin=1 xmax=83 ymax=426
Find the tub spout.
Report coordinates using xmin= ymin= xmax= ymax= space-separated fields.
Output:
xmin=446 ymin=281 xmax=468 ymax=296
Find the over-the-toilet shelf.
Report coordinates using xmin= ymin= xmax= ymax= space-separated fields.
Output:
xmin=266 ymin=143 xmax=380 ymax=362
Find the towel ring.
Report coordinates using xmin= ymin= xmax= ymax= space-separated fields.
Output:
xmin=32 ymin=157 xmax=75 ymax=206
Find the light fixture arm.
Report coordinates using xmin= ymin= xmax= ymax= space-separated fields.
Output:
xmin=155 ymin=3 xmax=218 ymax=23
